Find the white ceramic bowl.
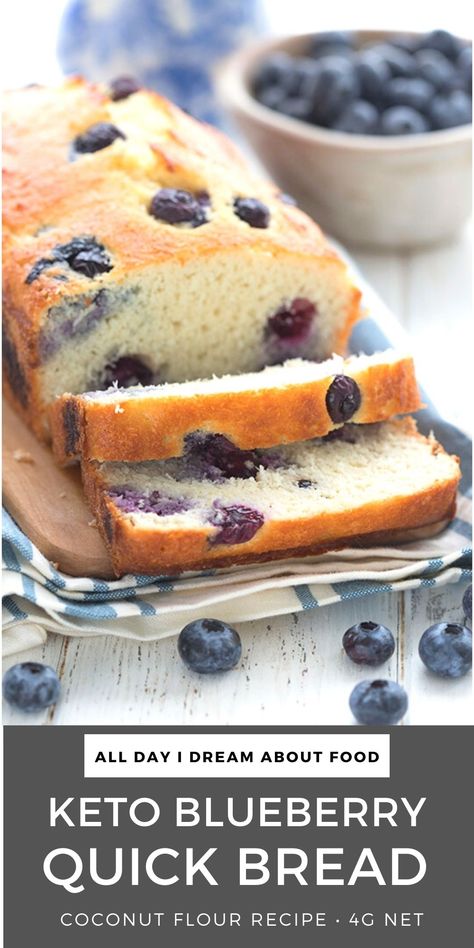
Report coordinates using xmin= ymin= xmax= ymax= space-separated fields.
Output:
xmin=218 ymin=30 xmax=472 ymax=249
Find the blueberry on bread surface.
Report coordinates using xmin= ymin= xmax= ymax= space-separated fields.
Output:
xmin=73 ymin=121 xmax=126 ymax=153
xmin=109 ymin=76 xmax=141 ymax=101
xmin=149 ymin=187 xmax=208 ymax=227
xmin=325 ymin=375 xmax=361 ymax=422
xmin=25 ymin=236 xmax=112 ymax=283
xmin=3 ymin=77 xmax=362 ymax=441
xmin=233 ymin=196 xmax=270 ymax=228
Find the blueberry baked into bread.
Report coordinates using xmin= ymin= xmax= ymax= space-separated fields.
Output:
xmin=3 ymin=77 xmax=362 ymax=441
xmin=82 ymin=418 xmax=460 ymax=576
xmin=50 ymin=350 xmax=421 ymax=464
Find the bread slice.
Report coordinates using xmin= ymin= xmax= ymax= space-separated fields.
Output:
xmin=82 ymin=418 xmax=460 ymax=577
xmin=50 ymin=350 xmax=421 ymax=465
xmin=3 ymin=77 xmax=361 ymax=441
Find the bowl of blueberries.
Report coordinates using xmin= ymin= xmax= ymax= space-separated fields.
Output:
xmin=219 ymin=29 xmax=472 ymax=248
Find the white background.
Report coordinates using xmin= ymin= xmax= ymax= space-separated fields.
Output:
xmin=1 ymin=0 xmax=472 ymax=89
xmin=84 ymin=733 xmax=390 ymax=778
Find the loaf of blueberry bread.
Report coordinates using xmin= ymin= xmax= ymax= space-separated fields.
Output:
xmin=3 ymin=77 xmax=362 ymax=441
xmin=50 ymin=350 xmax=421 ymax=465
xmin=82 ymin=418 xmax=460 ymax=576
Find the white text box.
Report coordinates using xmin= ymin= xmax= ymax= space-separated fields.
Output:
xmin=84 ymin=734 xmax=390 ymax=779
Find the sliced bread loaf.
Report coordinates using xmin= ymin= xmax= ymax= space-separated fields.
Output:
xmin=50 ymin=350 xmax=421 ymax=464
xmin=82 ymin=417 xmax=460 ymax=576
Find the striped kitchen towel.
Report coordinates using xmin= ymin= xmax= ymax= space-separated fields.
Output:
xmin=2 ymin=275 xmax=472 ymax=657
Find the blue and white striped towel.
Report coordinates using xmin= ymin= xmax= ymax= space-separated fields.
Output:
xmin=2 ymin=274 xmax=471 ymax=657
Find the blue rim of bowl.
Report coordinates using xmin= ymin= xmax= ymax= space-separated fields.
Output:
xmin=220 ymin=29 xmax=472 ymax=151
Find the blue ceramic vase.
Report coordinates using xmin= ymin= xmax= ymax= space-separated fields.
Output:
xmin=57 ymin=0 xmax=266 ymax=125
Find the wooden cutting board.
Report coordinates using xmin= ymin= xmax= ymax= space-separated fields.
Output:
xmin=2 ymin=400 xmax=454 ymax=583
xmin=2 ymin=400 xmax=114 ymax=578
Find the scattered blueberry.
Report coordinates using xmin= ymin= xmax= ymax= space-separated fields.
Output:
xmin=178 ymin=618 xmax=242 ymax=674
xmin=385 ymin=77 xmax=435 ymax=112
xmin=380 ymin=106 xmax=429 ymax=135
xmin=349 ymin=679 xmax=408 ymax=725
xmin=74 ymin=122 xmax=126 ymax=153
xmin=233 ymin=197 xmax=270 ymax=228
xmin=429 ymin=90 xmax=472 ymax=129
xmin=419 ymin=622 xmax=472 ymax=678
xmin=462 ymin=584 xmax=472 ymax=623
xmin=149 ymin=188 xmax=208 ymax=227
xmin=343 ymin=621 xmax=396 ymax=667
xmin=109 ymin=75 xmax=141 ymax=100
xmin=209 ymin=502 xmax=264 ymax=545
xmin=101 ymin=356 xmax=154 ymax=388
xmin=3 ymin=662 xmax=60 ymax=713
xmin=298 ymin=479 xmax=314 ymax=489
xmin=333 ymin=99 xmax=378 ymax=133
xmin=326 ymin=375 xmax=361 ymax=423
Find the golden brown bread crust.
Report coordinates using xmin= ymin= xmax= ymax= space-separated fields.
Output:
xmin=50 ymin=355 xmax=421 ymax=464
xmin=2 ymin=79 xmax=353 ymax=264
xmin=84 ymin=475 xmax=458 ymax=578
xmin=82 ymin=420 xmax=460 ymax=578
xmin=3 ymin=77 xmax=362 ymax=440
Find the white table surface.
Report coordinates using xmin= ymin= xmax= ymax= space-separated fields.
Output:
xmin=3 ymin=228 xmax=472 ymax=726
